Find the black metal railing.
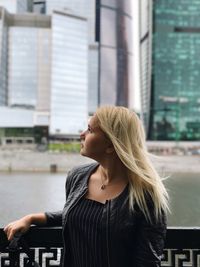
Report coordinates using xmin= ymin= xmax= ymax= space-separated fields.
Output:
xmin=0 ymin=227 xmax=200 ymax=267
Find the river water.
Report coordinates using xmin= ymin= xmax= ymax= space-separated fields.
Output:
xmin=0 ymin=172 xmax=200 ymax=227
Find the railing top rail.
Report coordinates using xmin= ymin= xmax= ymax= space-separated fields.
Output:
xmin=1 ymin=226 xmax=200 ymax=250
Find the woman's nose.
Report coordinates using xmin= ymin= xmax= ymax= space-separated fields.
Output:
xmin=80 ymin=130 xmax=85 ymax=140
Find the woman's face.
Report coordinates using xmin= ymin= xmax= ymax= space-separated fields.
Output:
xmin=80 ymin=115 xmax=111 ymax=161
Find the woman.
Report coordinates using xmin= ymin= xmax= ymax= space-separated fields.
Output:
xmin=4 ymin=106 xmax=169 ymax=267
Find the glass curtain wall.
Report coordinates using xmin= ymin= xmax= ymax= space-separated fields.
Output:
xmin=50 ymin=11 xmax=88 ymax=135
xmin=0 ymin=8 xmax=8 ymax=106
xmin=88 ymin=43 xmax=98 ymax=114
xmin=36 ymin=28 xmax=51 ymax=112
xmin=99 ymin=0 xmax=133 ymax=107
xmin=46 ymin=0 xmax=96 ymax=42
xmin=139 ymin=0 xmax=152 ymax=134
xmin=150 ymin=0 xmax=200 ymax=140
xmin=8 ymin=27 xmax=38 ymax=108
xmin=45 ymin=0 xmax=98 ymax=115
xmin=0 ymin=0 xmax=31 ymax=13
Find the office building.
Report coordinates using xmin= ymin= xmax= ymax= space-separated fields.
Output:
xmin=44 ymin=0 xmax=98 ymax=114
xmin=149 ymin=0 xmax=200 ymax=140
xmin=0 ymin=0 xmax=33 ymax=14
xmin=44 ymin=0 xmax=133 ymax=109
xmin=98 ymin=0 xmax=133 ymax=107
xmin=0 ymin=7 xmax=8 ymax=106
xmin=139 ymin=0 xmax=152 ymax=134
xmin=0 ymin=7 xmax=88 ymax=139
xmin=50 ymin=11 xmax=88 ymax=135
xmin=45 ymin=0 xmax=96 ymax=42
xmin=33 ymin=0 xmax=45 ymax=14
xmin=0 ymin=0 xmax=133 ymax=142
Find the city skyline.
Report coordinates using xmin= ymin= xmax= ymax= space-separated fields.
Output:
xmin=0 ymin=0 xmax=133 ymax=141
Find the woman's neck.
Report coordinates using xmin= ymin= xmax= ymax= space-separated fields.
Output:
xmin=98 ymin=158 xmax=128 ymax=184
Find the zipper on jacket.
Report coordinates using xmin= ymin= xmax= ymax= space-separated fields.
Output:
xmin=106 ymin=200 xmax=111 ymax=267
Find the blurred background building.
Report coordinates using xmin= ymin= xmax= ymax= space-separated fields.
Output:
xmin=50 ymin=11 xmax=88 ymax=136
xmin=0 ymin=0 xmax=133 ymax=143
xmin=139 ymin=0 xmax=152 ymax=134
xmin=148 ymin=0 xmax=200 ymax=141
xmin=98 ymin=0 xmax=133 ymax=107
xmin=42 ymin=0 xmax=98 ymax=115
xmin=0 ymin=0 xmax=33 ymax=14
xmin=0 ymin=5 xmax=88 ymax=141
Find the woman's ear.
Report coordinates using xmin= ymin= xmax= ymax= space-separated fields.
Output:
xmin=105 ymin=144 xmax=115 ymax=154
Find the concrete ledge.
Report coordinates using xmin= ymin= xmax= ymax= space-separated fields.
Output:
xmin=0 ymin=150 xmax=199 ymax=173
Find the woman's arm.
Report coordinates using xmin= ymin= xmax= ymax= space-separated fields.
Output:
xmin=44 ymin=210 xmax=62 ymax=226
xmin=4 ymin=212 xmax=47 ymax=241
xmin=4 ymin=168 xmax=75 ymax=240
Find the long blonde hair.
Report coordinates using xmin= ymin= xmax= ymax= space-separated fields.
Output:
xmin=95 ymin=105 xmax=169 ymax=222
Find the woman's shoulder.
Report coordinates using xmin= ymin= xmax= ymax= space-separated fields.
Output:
xmin=66 ymin=162 xmax=98 ymax=186
xmin=65 ymin=162 xmax=98 ymax=195
xmin=68 ymin=162 xmax=99 ymax=177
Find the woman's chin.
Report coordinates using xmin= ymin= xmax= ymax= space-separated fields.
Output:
xmin=80 ymin=148 xmax=86 ymax=156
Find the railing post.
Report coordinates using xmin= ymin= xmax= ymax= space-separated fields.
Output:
xmin=9 ymin=248 xmax=20 ymax=267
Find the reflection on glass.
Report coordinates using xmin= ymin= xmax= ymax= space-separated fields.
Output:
xmin=99 ymin=0 xmax=132 ymax=107
xmin=150 ymin=0 xmax=200 ymax=140
xmin=50 ymin=12 xmax=88 ymax=135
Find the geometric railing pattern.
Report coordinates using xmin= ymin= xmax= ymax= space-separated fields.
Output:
xmin=0 ymin=227 xmax=200 ymax=267
xmin=162 ymin=227 xmax=200 ymax=267
xmin=0 ymin=227 xmax=63 ymax=267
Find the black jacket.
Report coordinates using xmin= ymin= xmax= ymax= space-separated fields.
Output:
xmin=45 ymin=163 xmax=167 ymax=267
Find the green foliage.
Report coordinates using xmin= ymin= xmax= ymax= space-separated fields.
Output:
xmin=48 ymin=142 xmax=81 ymax=153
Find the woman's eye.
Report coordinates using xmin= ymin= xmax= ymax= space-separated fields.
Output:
xmin=88 ymin=127 xmax=92 ymax=133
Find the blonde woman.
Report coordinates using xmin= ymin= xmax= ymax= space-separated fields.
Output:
xmin=4 ymin=106 xmax=169 ymax=267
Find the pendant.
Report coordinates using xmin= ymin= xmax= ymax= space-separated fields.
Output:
xmin=101 ymin=184 xmax=106 ymax=190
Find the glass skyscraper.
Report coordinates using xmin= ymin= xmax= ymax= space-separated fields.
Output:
xmin=0 ymin=0 xmax=33 ymax=14
xmin=8 ymin=27 xmax=38 ymax=108
xmin=99 ymin=0 xmax=133 ymax=107
xmin=0 ymin=0 xmax=133 ymax=140
xmin=45 ymin=0 xmax=133 ymax=110
xmin=139 ymin=0 xmax=152 ymax=134
xmin=149 ymin=0 xmax=200 ymax=140
xmin=0 ymin=5 xmax=89 ymax=138
xmin=45 ymin=0 xmax=96 ymax=42
xmin=0 ymin=8 xmax=8 ymax=106
xmin=50 ymin=11 xmax=88 ymax=135
xmin=44 ymin=0 xmax=98 ymax=115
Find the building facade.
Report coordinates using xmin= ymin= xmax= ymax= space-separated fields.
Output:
xmin=98 ymin=0 xmax=133 ymax=107
xmin=33 ymin=0 xmax=45 ymax=14
xmin=44 ymin=0 xmax=133 ymax=110
xmin=50 ymin=11 xmax=88 ymax=135
xmin=0 ymin=7 xmax=8 ymax=106
xmin=0 ymin=7 xmax=88 ymax=140
xmin=0 ymin=0 xmax=33 ymax=14
xmin=44 ymin=0 xmax=98 ymax=115
xmin=149 ymin=0 xmax=200 ymax=141
xmin=0 ymin=0 xmax=133 ymax=142
xmin=139 ymin=0 xmax=152 ymax=134
xmin=45 ymin=0 xmax=96 ymax=43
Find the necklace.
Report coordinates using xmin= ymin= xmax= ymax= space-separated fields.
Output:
xmin=100 ymin=167 xmax=108 ymax=190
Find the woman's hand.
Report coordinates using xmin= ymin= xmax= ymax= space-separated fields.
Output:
xmin=3 ymin=215 xmax=32 ymax=241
